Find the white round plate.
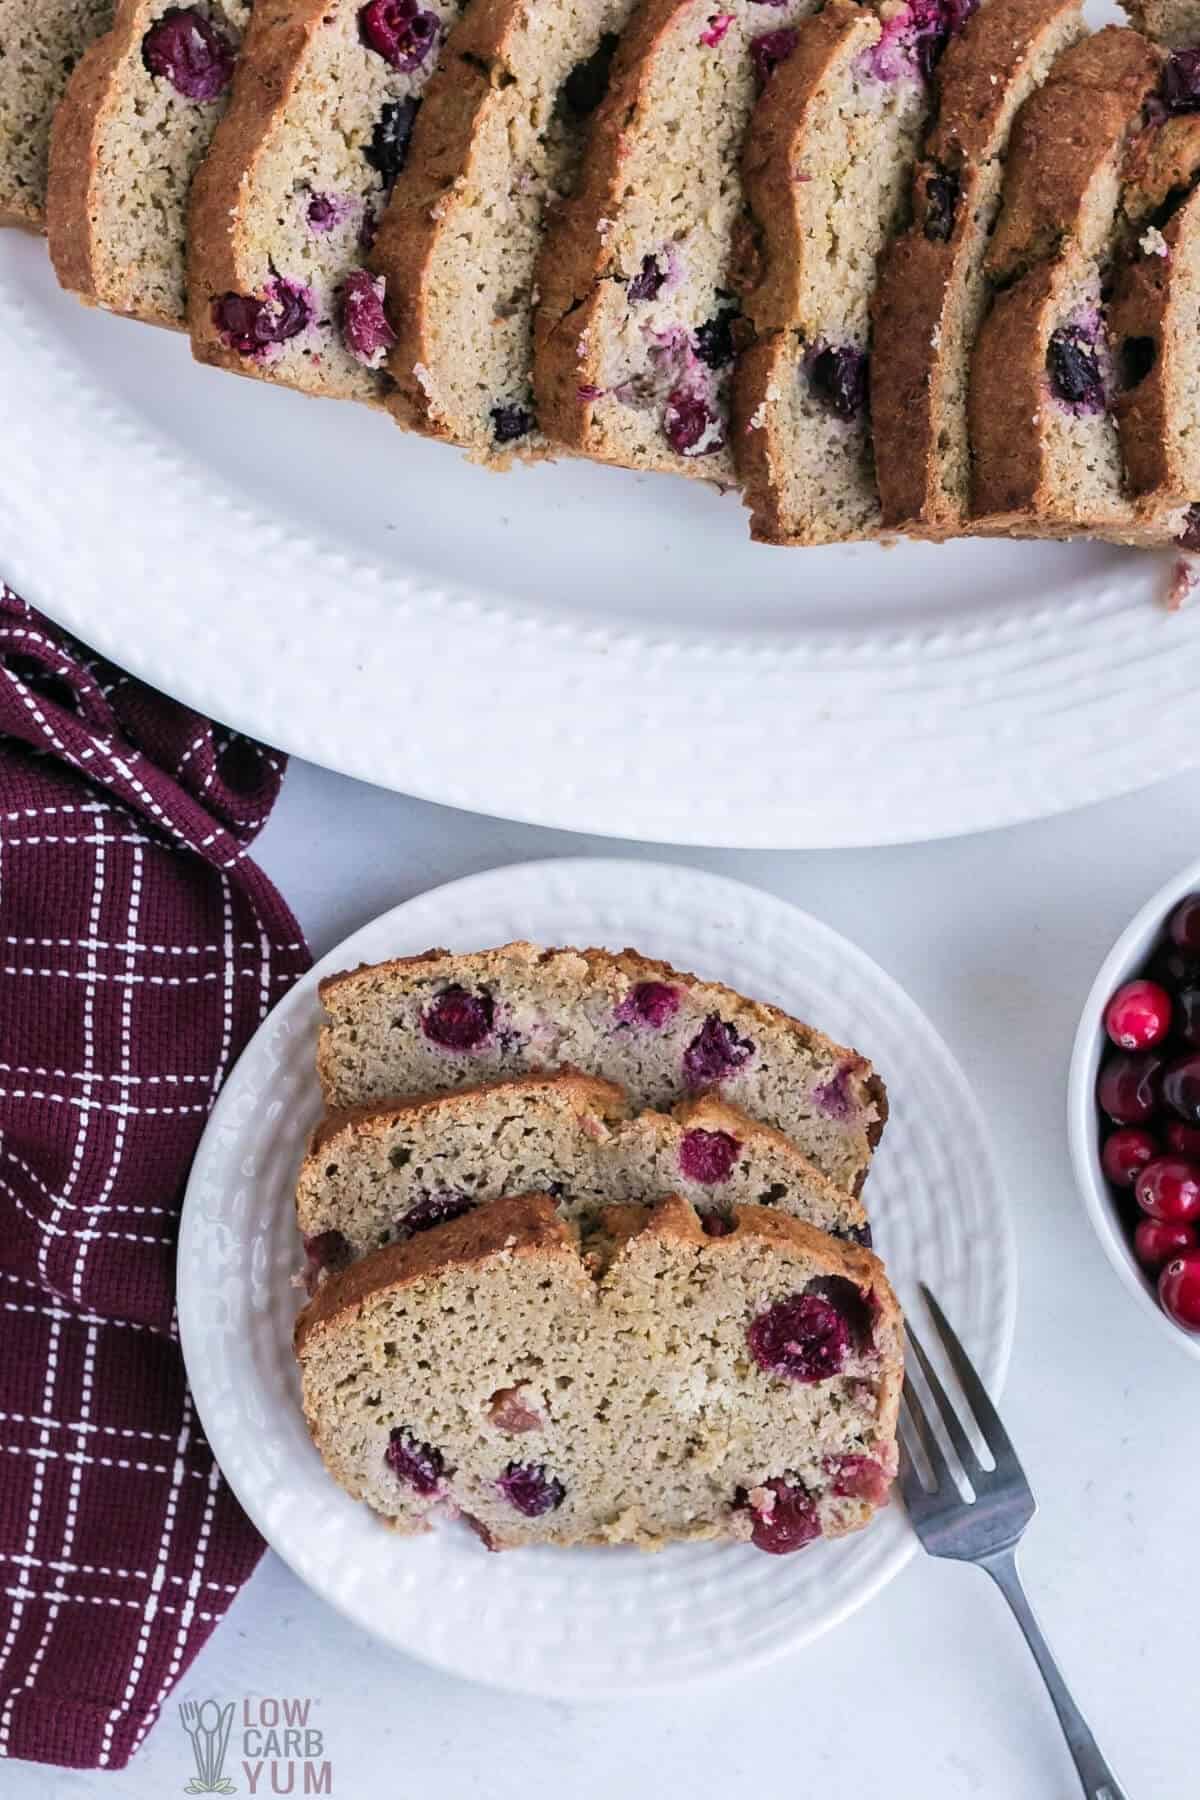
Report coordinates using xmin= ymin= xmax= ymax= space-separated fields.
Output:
xmin=178 ymin=857 xmax=1015 ymax=1696
xmin=4 ymin=241 xmax=1200 ymax=848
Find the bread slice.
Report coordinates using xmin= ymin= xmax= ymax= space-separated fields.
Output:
xmin=531 ymin=0 xmax=818 ymax=483
xmin=732 ymin=0 xmax=933 ymax=546
xmin=869 ymin=0 xmax=1085 ymax=536
xmin=188 ymin=0 xmax=465 ymax=403
xmin=296 ymin=1070 xmax=871 ymax=1286
xmin=1123 ymin=0 xmax=1200 ymax=47
xmin=1108 ymin=114 xmax=1200 ymax=520
xmin=0 ymin=0 xmax=113 ymax=231
xmin=294 ymin=1190 xmax=902 ymax=1551
xmin=369 ymin=0 xmax=639 ymax=460
xmin=968 ymin=28 xmax=1187 ymax=541
xmin=316 ymin=942 xmax=888 ymax=1194
xmin=47 ymin=0 xmax=250 ymax=326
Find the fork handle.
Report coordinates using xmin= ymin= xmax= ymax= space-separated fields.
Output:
xmin=982 ymin=1548 xmax=1128 ymax=1800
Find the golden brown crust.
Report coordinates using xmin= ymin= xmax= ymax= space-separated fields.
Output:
xmin=306 ymin=1068 xmax=631 ymax=1157
xmin=369 ymin=0 xmax=525 ymax=439
xmin=294 ymin=1190 xmax=574 ymax=1350
xmin=46 ymin=0 xmax=145 ymax=316
xmin=870 ymin=0 xmax=1085 ymax=534
xmin=531 ymin=0 xmax=689 ymax=452
xmin=985 ymin=30 xmax=1164 ymax=284
xmin=186 ymin=0 xmax=329 ymax=382
xmin=1122 ymin=112 xmax=1200 ymax=217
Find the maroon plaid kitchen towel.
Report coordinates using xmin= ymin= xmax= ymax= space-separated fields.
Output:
xmin=0 ymin=587 xmax=311 ymax=1770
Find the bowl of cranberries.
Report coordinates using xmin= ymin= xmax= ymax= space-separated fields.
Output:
xmin=1070 ymin=870 xmax=1200 ymax=1354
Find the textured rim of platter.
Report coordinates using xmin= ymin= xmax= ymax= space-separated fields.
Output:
xmin=5 ymin=240 xmax=1196 ymax=848
xmin=178 ymin=858 xmax=1016 ymax=1696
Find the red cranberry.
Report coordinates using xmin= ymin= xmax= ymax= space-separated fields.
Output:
xmin=1135 ymin=1156 xmax=1200 ymax=1223
xmin=399 ymin=1190 xmax=474 ymax=1235
xmin=487 ymin=1387 xmax=543 ymax=1433
xmin=814 ymin=1065 xmax=854 ymax=1119
xmin=1101 ymin=1127 xmax=1158 ymax=1188
xmin=742 ymin=1479 xmax=822 ymax=1553
xmin=628 ymin=254 xmax=667 ymax=301
xmin=300 ymin=1228 xmax=350 ymax=1294
xmin=699 ymin=11 xmax=733 ymax=45
xmin=1148 ymin=942 xmax=1200 ymax=991
xmin=1168 ymin=894 xmax=1200 ymax=955
xmin=679 ymin=1128 xmax=740 ymax=1184
xmin=807 ymin=1273 xmax=879 ymax=1348
xmin=1176 ymin=987 xmax=1200 ymax=1049
xmin=747 ymin=1294 xmax=850 ymax=1383
xmin=1105 ymin=979 xmax=1172 ymax=1050
xmin=1166 ymin=1119 xmax=1200 ymax=1157
xmin=825 ymin=1454 xmax=891 ymax=1505
xmin=1134 ymin=1217 xmax=1196 ymax=1273
xmin=420 ymin=985 xmax=494 ymax=1050
xmin=386 ymin=1428 xmax=446 ymax=1495
xmin=1164 ymin=1053 xmax=1200 ymax=1123
xmin=663 ymin=387 xmax=725 ymax=456
xmin=497 ymin=1462 xmax=565 ymax=1516
xmin=213 ymin=280 xmax=313 ymax=354
xmin=359 ymin=0 xmax=440 ymax=68
xmin=141 ymin=6 xmax=235 ymax=99
xmin=751 ymin=26 xmax=798 ymax=84
xmin=682 ymin=1015 xmax=755 ymax=1088
xmin=700 ymin=1212 xmax=735 ymax=1236
xmin=615 ymin=980 xmax=681 ymax=1028
xmin=340 ymin=268 xmax=395 ymax=365
xmin=1158 ymin=1249 xmax=1200 ymax=1329
xmin=1096 ymin=1052 xmax=1164 ymax=1124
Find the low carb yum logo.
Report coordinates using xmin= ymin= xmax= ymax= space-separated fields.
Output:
xmin=241 ymin=1697 xmax=332 ymax=1795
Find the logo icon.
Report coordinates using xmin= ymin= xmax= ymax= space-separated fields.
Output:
xmin=180 ymin=1698 xmax=237 ymax=1794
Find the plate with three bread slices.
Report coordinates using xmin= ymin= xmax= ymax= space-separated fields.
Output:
xmin=3 ymin=0 xmax=1200 ymax=848
xmin=177 ymin=859 xmax=1014 ymax=1694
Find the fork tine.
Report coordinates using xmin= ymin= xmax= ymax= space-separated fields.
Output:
xmin=919 ymin=1283 xmax=1023 ymax=1477
xmin=905 ymin=1317 xmax=986 ymax=1481
xmin=901 ymin=1373 xmax=957 ymax=1494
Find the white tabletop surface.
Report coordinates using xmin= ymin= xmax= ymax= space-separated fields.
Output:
xmin=16 ymin=760 xmax=1198 ymax=1800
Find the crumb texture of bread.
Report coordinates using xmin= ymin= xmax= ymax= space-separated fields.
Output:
xmin=187 ymin=0 xmax=466 ymax=402
xmin=47 ymin=0 xmax=250 ymax=324
xmin=869 ymin=0 xmax=1086 ymax=535
xmin=0 ymin=0 xmax=113 ymax=230
xmin=295 ymin=1071 xmax=870 ymax=1278
xmin=531 ymin=0 xmax=819 ymax=485
xmin=1109 ymin=116 xmax=1200 ymax=507
xmin=295 ymin=1190 xmax=902 ymax=1551
xmin=733 ymin=1 xmax=931 ymax=546
xmin=968 ymin=27 xmax=1187 ymax=542
xmin=1123 ymin=0 xmax=1200 ymax=47
xmin=315 ymin=942 xmax=887 ymax=1193
xmin=371 ymin=0 xmax=639 ymax=460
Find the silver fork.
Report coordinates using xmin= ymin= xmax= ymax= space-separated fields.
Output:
xmin=900 ymin=1284 xmax=1127 ymax=1800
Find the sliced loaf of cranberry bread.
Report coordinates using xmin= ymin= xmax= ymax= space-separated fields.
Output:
xmin=370 ymin=0 xmax=637 ymax=459
xmin=316 ymin=942 xmax=887 ymax=1193
xmin=188 ymin=0 xmax=465 ymax=401
xmin=0 ymin=0 xmax=113 ymax=230
xmin=733 ymin=0 xmax=939 ymax=545
xmin=1109 ymin=111 xmax=1200 ymax=526
xmin=869 ymin=0 xmax=1085 ymax=535
xmin=531 ymin=0 xmax=820 ymax=482
xmin=47 ymin=0 xmax=249 ymax=325
xmin=297 ymin=1070 xmax=871 ymax=1286
xmin=295 ymin=1190 xmax=902 ymax=1551
xmin=969 ymin=28 xmax=1187 ymax=540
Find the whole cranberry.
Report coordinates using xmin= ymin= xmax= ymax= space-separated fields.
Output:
xmin=386 ymin=1427 xmax=446 ymax=1495
xmin=359 ymin=0 xmax=440 ymax=69
xmin=1175 ymin=987 xmax=1200 ymax=1049
xmin=743 ymin=1478 xmax=822 ymax=1553
xmin=420 ymin=985 xmax=494 ymax=1051
xmin=142 ymin=6 xmax=235 ymax=99
xmin=1168 ymin=894 xmax=1200 ymax=955
xmin=747 ymin=1293 xmax=850 ymax=1382
xmin=1166 ymin=1119 xmax=1200 ymax=1157
xmin=1164 ymin=1053 xmax=1200 ymax=1123
xmin=1135 ymin=1156 xmax=1200 ymax=1223
xmin=679 ymin=1128 xmax=740 ymax=1184
xmin=497 ymin=1462 xmax=565 ymax=1516
xmin=1101 ymin=1126 xmax=1158 ymax=1188
xmin=1105 ymin=979 xmax=1172 ymax=1050
xmin=1158 ymin=1249 xmax=1200 ymax=1329
xmin=1096 ymin=1052 xmax=1164 ymax=1124
xmin=1148 ymin=942 xmax=1200 ymax=991
xmin=1134 ymin=1217 xmax=1196 ymax=1273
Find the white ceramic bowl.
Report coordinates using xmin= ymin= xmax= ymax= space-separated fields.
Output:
xmin=1069 ymin=856 xmax=1200 ymax=1361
